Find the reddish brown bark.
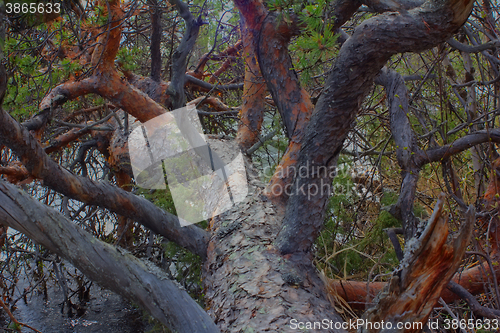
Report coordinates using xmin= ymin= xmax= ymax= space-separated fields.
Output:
xmin=235 ymin=16 xmax=266 ymax=152
xmin=235 ymin=2 xmax=314 ymax=206
xmin=44 ymin=127 xmax=91 ymax=154
xmin=40 ymin=0 xmax=167 ymax=124
xmin=188 ymin=96 xmax=233 ymax=111
xmin=0 ymin=162 xmax=31 ymax=184
xmin=324 ymin=262 xmax=500 ymax=311
xmin=186 ymin=40 xmax=243 ymax=79
xmin=114 ymin=171 xmax=134 ymax=247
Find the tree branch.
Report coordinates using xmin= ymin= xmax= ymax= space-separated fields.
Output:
xmin=149 ymin=0 xmax=163 ymax=82
xmin=377 ymin=67 xmax=421 ymax=241
xmin=362 ymin=0 xmax=425 ymax=13
xmin=418 ymin=129 xmax=500 ymax=166
xmin=0 ymin=107 xmax=210 ymax=258
xmin=447 ymin=37 xmax=500 ymax=53
xmin=185 ymin=74 xmax=243 ymax=92
xmin=277 ymin=0 xmax=476 ymax=254
xmin=167 ymin=0 xmax=202 ymax=109
xmin=331 ymin=0 xmax=363 ymax=30
xmin=235 ymin=13 xmax=266 ymax=152
xmin=0 ymin=180 xmax=219 ymax=333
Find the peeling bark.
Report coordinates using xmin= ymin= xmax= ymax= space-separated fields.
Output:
xmin=235 ymin=15 xmax=266 ymax=152
xmin=359 ymin=194 xmax=474 ymax=333
xmin=257 ymin=14 xmax=314 ymax=207
xmin=203 ymin=185 xmax=345 ymax=332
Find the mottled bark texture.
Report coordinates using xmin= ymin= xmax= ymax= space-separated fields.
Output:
xmin=0 ymin=0 xmax=484 ymax=331
xmin=203 ymin=181 xmax=344 ymax=332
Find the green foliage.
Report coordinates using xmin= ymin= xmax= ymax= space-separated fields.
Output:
xmin=162 ymin=240 xmax=205 ymax=304
xmin=292 ymin=0 xmax=338 ymax=83
xmin=265 ymin=0 xmax=339 ymax=84
xmin=7 ymin=321 xmax=21 ymax=332
xmin=361 ymin=210 xmax=400 ymax=247
xmin=117 ymin=47 xmax=140 ymax=72
xmin=138 ymin=188 xmax=176 ymax=215
xmin=60 ymin=58 xmax=82 ymax=77
xmin=316 ymin=169 xmax=402 ymax=277
xmin=380 ymin=190 xmax=398 ymax=207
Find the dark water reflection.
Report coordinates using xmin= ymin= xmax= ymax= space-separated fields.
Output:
xmin=8 ymin=281 xmax=154 ymax=333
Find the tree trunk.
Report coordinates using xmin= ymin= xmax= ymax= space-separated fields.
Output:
xmin=203 ymin=181 xmax=345 ymax=331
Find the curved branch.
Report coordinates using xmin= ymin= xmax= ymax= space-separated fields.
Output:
xmin=167 ymin=0 xmax=202 ymax=109
xmin=447 ymin=281 xmax=500 ymax=319
xmin=0 ymin=180 xmax=219 ymax=333
xmin=185 ymin=74 xmax=243 ymax=92
xmin=42 ymin=72 xmax=166 ymax=123
xmin=332 ymin=0 xmax=363 ymax=29
xmin=377 ymin=68 xmax=421 ymax=240
xmin=39 ymin=76 xmax=99 ymax=111
xmin=447 ymin=37 xmax=500 ymax=53
xmin=235 ymin=14 xmax=266 ymax=152
xmin=91 ymin=0 xmax=124 ymax=72
xmin=277 ymin=0 xmax=476 ymax=254
xmin=418 ymin=129 xmax=500 ymax=166
xmin=0 ymin=107 xmax=209 ymax=258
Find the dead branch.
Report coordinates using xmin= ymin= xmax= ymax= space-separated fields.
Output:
xmin=360 ymin=194 xmax=474 ymax=333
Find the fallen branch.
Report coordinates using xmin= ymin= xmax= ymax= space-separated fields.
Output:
xmin=0 ymin=180 xmax=219 ymax=333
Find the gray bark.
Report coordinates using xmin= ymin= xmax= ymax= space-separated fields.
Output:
xmin=0 ymin=180 xmax=219 ymax=333
xmin=277 ymin=0 xmax=476 ymax=254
